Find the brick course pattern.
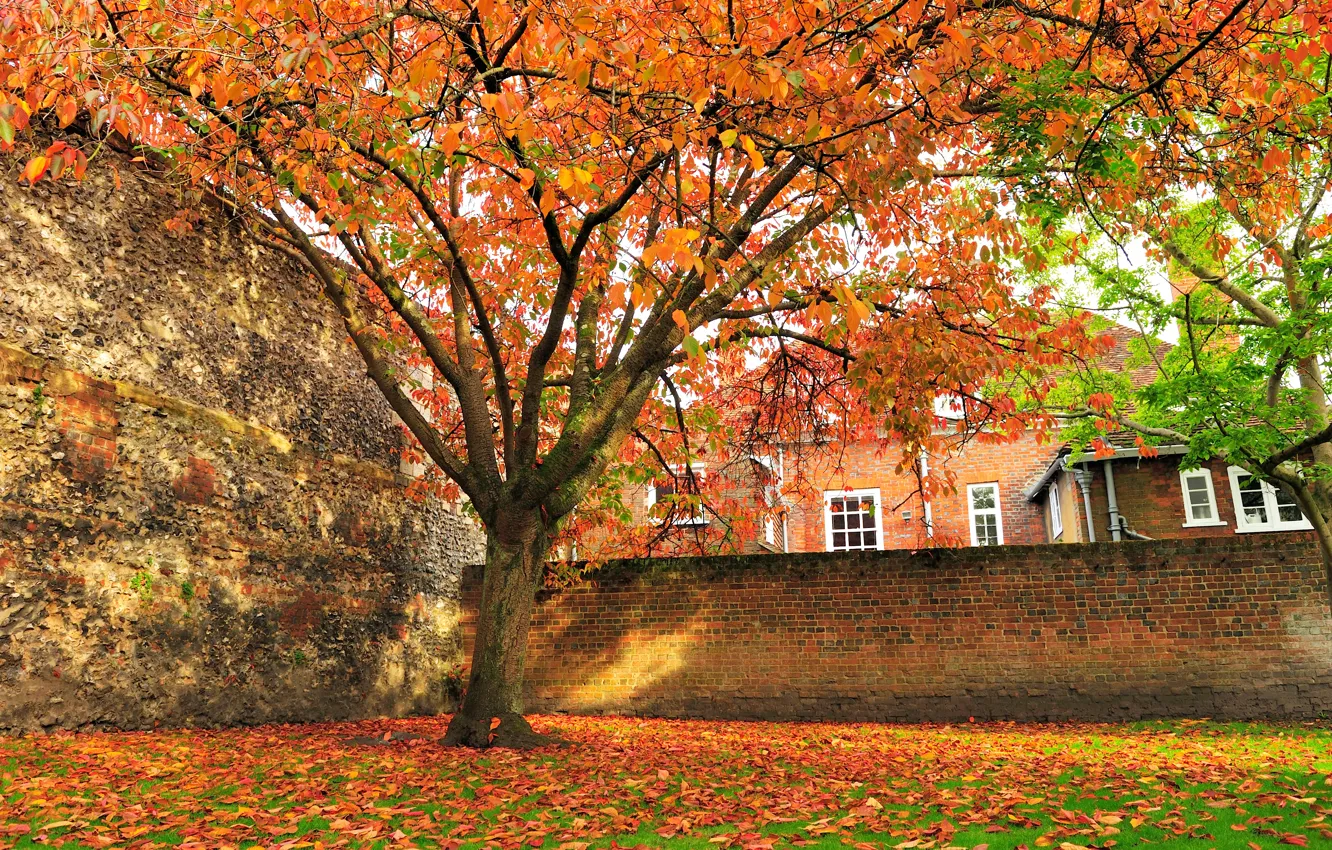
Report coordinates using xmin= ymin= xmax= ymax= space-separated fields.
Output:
xmin=463 ymin=535 xmax=1332 ymax=721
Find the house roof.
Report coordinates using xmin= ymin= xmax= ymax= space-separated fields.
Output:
xmin=1020 ymin=322 xmax=1184 ymax=500
xmin=1095 ymin=322 xmax=1172 ymax=389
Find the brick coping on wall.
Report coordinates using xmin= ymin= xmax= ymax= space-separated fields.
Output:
xmin=463 ymin=532 xmax=1324 ymax=589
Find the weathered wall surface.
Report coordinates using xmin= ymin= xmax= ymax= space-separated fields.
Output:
xmin=0 ymin=133 xmax=397 ymax=460
xmin=1 ymin=137 xmax=484 ymax=732
xmin=464 ymin=534 xmax=1332 ymax=722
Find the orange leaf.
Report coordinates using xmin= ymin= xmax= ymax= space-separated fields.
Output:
xmin=20 ymin=155 xmax=49 ymax=183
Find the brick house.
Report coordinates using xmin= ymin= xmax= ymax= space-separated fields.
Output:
xmin=1025 ymin=439 xmax=1312 ymax=545
xmin=633 ymin=325 xmax=1313 ymax=554
xmin=1023 ymin=319 xmax=1312 ymax=545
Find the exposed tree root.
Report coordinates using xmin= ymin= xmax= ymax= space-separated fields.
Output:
xmin=439 ymin=712 xmax=569 ymax=749
xmin=440 ymin=712 xmax=492 ymax=748
xmin=489 ymin=713 xmax=569 ymax=749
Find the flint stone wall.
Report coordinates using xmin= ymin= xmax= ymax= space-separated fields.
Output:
xmin=0 ymin=135 xmax=483 ymax=732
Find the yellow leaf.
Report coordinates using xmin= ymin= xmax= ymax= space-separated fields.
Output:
xmin=21 ymin=155 xmax=48 ymax=183
xmin=719 ymin=129 xmax=738 ymax=148
xmin=846 ymin=297 xmax=871 ymax=334
xmin=558 ymin=168 xmax=575 ymax=191
xmin=741 ymin=135 xmax=764 ymax=169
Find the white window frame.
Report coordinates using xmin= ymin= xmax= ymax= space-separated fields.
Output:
xmin=967 ymin=482 xmax=1005 ymax=547
xmin=751 ymin=453 xmax=787 ymax=551
xmin=823 ymin=488 xmax=883 ymax=552
xmin=1048 ymin=482 xmax=1063 ymax=540
xmin=1179 ymin=468 xmax=1226 ymax=528
xmin=1226 ymin=466 xmax=1312 ymax=533
xmin=646 ymin=463 xmax=709 ymax=527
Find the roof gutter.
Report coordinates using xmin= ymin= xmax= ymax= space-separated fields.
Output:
xmin=1022 ymin=444 xmax=1190 ymax=501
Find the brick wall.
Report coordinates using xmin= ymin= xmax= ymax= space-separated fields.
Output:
xmin=1083 ymin=456 xmax=1238 ymax=541
xmin=463 ymin=534 xmax=1332 ymax=721
xmin=618 ymin=431 xmax=1063 ymax=555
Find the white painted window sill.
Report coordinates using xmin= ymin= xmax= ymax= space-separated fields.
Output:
xmin=1233 ymin=524 xmax=1312 ymax=534
xmin=1181 ymin=519 xmax=1228 ymax=528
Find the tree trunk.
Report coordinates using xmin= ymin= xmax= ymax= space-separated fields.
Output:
xmin=442 ymin=508 xmax=558 ymax=749
xmin=1306 ymin=485 xmax=1332 ymax=611
xmin=1281 ymin=476 xmax=1332 ymax=610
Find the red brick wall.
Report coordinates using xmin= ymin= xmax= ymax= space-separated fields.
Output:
xmin=781 ymin=432 xmax=1058 ymax=552
xmin=1069 ymin=456 xmax=1238 ymax=542
xmin=463 ymin=533 xmax=1332 ymax=721
xmin=619 ymin=432 xmax=1062 ymax=555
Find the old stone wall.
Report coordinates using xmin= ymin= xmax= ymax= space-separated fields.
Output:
xmin=1 ymin=135 xmax=484 ymax=732
xmin=463 ymin=534 xmax=1332 ymax=722
xmin=0 ymin=342 xmax=485 ymax=734
xmin=0 ymin=132 xmax=398 ymax=461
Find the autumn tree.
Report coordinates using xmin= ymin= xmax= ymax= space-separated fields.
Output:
xmin=983 ymin=3 xmax=1332 ymax=590
xmin=1 ymin=0 xmax=1299 ymax=745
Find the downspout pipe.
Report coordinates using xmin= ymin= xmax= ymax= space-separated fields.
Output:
xmin=1119 ymin=523 xmax=1153 ymax=541
xmin=1073 ymin=466 xmax=1096 ymax=543
xmin=1103 ymin=460 xmax=1122 ymax=542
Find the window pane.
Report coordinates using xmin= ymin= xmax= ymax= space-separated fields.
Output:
xmin=1184 ymin=477 xmax=1211 ymax=520
xmin=971 ymin=486 xmax=996 ymax=510
xmin=828 ymin=493 xmax=880 ymax=550
xmin=1274 ymin=487 xmax=1304 ymax=522
xmin=1239 ymin=478 xmax=1268 ymax=525
xmin=974 ymin=515 xmax=994 ymax=546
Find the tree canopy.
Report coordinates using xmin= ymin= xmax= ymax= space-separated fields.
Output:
xmin=3 ymin=0 xmax=1324 ymax=744
xmin=1017 ymin=3 xmax=1332 ymax=576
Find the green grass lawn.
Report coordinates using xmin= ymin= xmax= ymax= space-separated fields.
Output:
xmin=2 ymin=715 xmax=1330 ymax=849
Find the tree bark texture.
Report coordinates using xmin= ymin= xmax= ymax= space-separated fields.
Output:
xmin=442 ymin=509 xmax=558 ymax=749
